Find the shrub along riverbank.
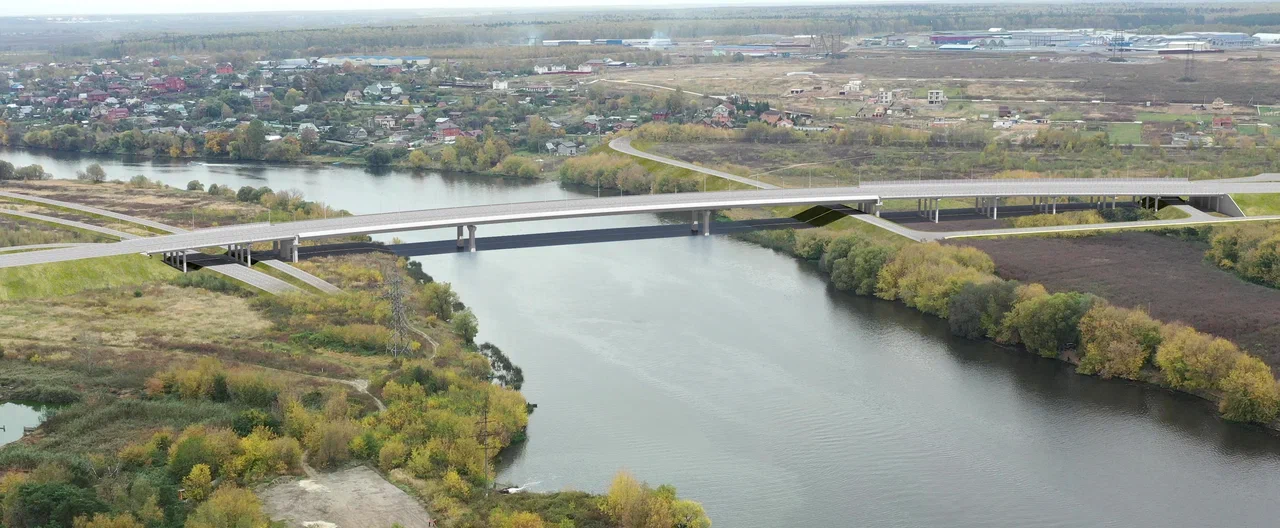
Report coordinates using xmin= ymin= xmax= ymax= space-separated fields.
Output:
xmin=742 ymin=227 xmax=1280 ymax=426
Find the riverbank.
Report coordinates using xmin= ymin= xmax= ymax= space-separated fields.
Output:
xmin=0 ymin=182 xmax=708 ymax=528
xmin=735 ymin=222 xmax=1280 ymax=429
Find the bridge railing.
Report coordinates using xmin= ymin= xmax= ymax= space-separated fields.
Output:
xmin=858 ymin=177 xmax=1189 ymax=187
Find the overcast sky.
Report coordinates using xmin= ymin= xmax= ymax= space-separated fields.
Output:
xmin=8 ymin=0 xmax=790 ymax=17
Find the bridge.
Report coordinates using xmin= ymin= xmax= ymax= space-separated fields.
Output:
xmin=2 ymin=176 xmax=1280 ymax=270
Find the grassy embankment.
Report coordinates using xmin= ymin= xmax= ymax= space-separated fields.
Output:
xmin=0 ymin=254 xmax=178 ymax=301
xmin=1232 ymin=193 xmax=1280 ymax=216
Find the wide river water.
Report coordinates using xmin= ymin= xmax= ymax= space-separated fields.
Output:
xmin=5 ymin=150 xmax=1280 ymax=527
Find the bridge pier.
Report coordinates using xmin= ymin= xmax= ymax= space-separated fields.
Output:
xmin=456 ymin=226 xmax=465 ymax=249
xmin=227 ymin=243 xmax=252 ymax=266
xmin=277 ymin=238 xmax=298 ymax=263
xmin=691 ymin=211 xmax=700 ymax=233
xmin=700 ymin=210 xmax=712 ymax=235
xmin=467 ymin=225 xmax=477 ymax=252
xmin=161 ymin=251 xmax=188 ymax=273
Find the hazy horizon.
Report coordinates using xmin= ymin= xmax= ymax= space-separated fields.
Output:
xmin=3 ymin=0 xmax=1193 ymax=18
xmin=7 ymin=0 xmax=828 ymax=18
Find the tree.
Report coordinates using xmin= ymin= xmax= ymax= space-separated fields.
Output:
xmin=299 ymin=127 xmax=319 ymax=154
xmin=73 ymin=513 xmax=145 ymax=528
xmin=1155 ymin=324 xmax=1239 ymax=391
xmin=8 ymin=482 xmax=106 ymax=528
xmin=1218 ymin=354 xmax=1280 ymax=423
xmin=14 ymin=164 xmax=47 ymax=180
xmin=603 ymin=471 xmax=653 ymax=528
xmin=526 ymin=116 xmax=555 ymax=149
xmin=187 ymin=180 xmax=205 ymax=191
xmin=665 ymin=86 xmax=687 ymax=115
xmin=78 ymin=164 xmax=104 ymax=181
xmin=303 ymin=419 xmax=358 ymax=469
xmin=421 ymin=282 xmax=459 ymax=321
xmin=182 ymin=464 xmax=213 ymax=502
xmin=451 ymin=309 xmax=479 ymax=343
xmin=407 ymin=149 xmax=431 ymax=170
xmin=229 ymin=120 xmax=267 ymax=160
xmin=948 ymin=280 xmax=1019 ymax=340
xmin=184 ymin=486 xmax=270 ymax=528
xmin=439 ymin=147 xmax=459 ymax=170
xmin=1076 ymin=304 xmax=1161 ymax=380
xmin=365 ymin=148 xmax=393 ymax=167
xmin=1002 ymin=290 xmax=1096 ymax=358
xmin=0 ymin=160 xmax=14 ymax=180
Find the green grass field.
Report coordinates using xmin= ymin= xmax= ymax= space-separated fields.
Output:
xmin=1107 ymin=123 xmax=1143 ymax=145
xmin=1137 ymin=112 xmax=1206 ymax=123
xmin=1231 ymin=194 xmax=1280 ymax=216
xmin=0 ymin=254 xmax=179 ymax=301
xmin=1048 ymin=110 xmax=1084 ymax=121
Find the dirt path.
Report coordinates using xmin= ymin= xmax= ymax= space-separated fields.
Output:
xmin=261 ymin=465 xmax=433 ymax=528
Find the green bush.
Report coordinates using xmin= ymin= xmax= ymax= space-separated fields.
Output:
xmin=1154 ymin=324 xmax=1239 ymax=392
xmin=948 ymin=279 xmax=1019 ymax=340
xmin=170 ymin=273 xmax=246 ymax=294
xmin=232 ymin=409 xmax=281 ymax=437
xmin=1002 ymin=290 xmax=1097 ymax=358
xmin=8 ymin=482 xmax=106 ymax=528
xmin=1218 ymin=354 xmax=1280 ymax=423
xmin=1076 ymin=303 xmax=1161 ymax=380
xmin=875 ymin=243 xmax=995 ymax=317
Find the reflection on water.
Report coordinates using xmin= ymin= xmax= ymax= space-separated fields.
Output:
xmin=4 ymin=148 xmax=1280 ymax=527
xmin=0 ymin=401 xmax=52 ymax=447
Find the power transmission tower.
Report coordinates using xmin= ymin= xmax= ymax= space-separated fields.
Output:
xmin=380 ymin=266 xmax=412 ymax=358
xmin=475 ymin=389 xmax=497 ymax=493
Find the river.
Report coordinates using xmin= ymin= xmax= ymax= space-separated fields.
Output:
xmin=5 ymin=149 xmax=1280 ymax=527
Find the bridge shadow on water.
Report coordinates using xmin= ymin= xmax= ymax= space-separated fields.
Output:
xmin=300 ymin=206 xmax=856 ymax=259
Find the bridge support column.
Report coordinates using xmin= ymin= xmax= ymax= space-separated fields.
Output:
xmin=933 ymin=198 xmax=940 ymax=223
xmin=700 ymin=210 xmax=712 ymax=236
xmin=1052 ymin=197 xmax=1057 ymax=215
xmin=691 ymin=211 xmax=700 ymax=232
xmin=467 ymin=225 xmax=477 ymax=252
xmin=992 ymin=197 xmax=999 ymax=220
xmin=278 ymin=239 xmax=294 ymax=261
xmin=456 ymin=226 xmax=465 ymax=249
xmin=874 ymin=200 xmax=882 ymax=218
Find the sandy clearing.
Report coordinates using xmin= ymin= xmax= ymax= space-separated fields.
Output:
xmin=260 ymin=465 xmax=433 ymax=528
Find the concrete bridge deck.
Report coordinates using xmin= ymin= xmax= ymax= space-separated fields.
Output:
xmin=2 ymin=177 xmax=1279 ymax=269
